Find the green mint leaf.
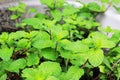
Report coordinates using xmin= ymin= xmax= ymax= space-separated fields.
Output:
xmin=8 ymin=6 xmax=17 ymax=11
xmin=10 ymin=14 xmax=20 ymax=20
xmin=41 ymin=48 xmax=58 ymax=60
xmin=22 ymin=18 xmax=42 ymax=29
xmin=64 ymin=66 xmax=84 ymax=80
xmin=38 ymin=61 xmax=62 ymax=76
xmin=87 ymin=2 xmax=101 ymax=12
xmin=89 ymin=32 xmax=115 ymax=48
xmin=59 ymin=50 xmax=73 ymax=59
xmin=32 ymin=40 xmax=53 ymax=49
xmin=63 ymin=5 xmax=79 ymax=16
xmin=17 ymin=39 xmax=30 ymax=48
xmin=100 ymin=39 xmax=115 ymax=48
xmin=26 ymin=53 xmax=40 ymax=66
xmin=0 ymin=47 xmax=13 ymax=61
xmin=63 ymin=41 xmax=89 ymax=53
xmin=22 ymin=68 xmax=45 ymax=80
xmin=51 ymin=10 xmax=62 ymax=21
xmin=28 ymin=8 xmax=37 ymax=13
xmin=51 ymin=26 xmax=68 ymax=41
xmin=32 ymin=31 xmax=50 ymax=41
xmin=70 ymin=53 xmax=89 ymax=66
xmin=0 ymin=32 xmax=9 ymax=41
xmin=100 ymin=0 xmax=109 ymax=3
xmin=110 ymin=31 xmax=120 ymax=43
xmin=0 ymin=60 xmax=12 ymax=71
xmin=8 ymin=58 xmax=26 ymax=73
xmin=9 ymin=31 xmax=27 ymax=40
xmin=40 ymin=0 xmax=64 ymax=9
xmin=43 ymin=20 xmax=56 ymax=28
xmin=55 ymin=0 xmax=64 ymax=8
xmin=40 ymin=0 xmax=54 ymax=9
xmin=35 ymin=13 xmax=46 ymax=20
xmin=99 ymin=65 xmax=105 ymax=73
xmin=19 ymin=2 xmax=26 ymax=10
xmin=46 ymin=76 xmax=59 ymax=80
xmin=32 ymin=31 xmax=54 ymax=49
xmin=103 ymin=57 xmax=112 ymax=70
xmin=89 ymin=49 xmax=104 ymax=67
xmin=0 ymin=74 xmax=7 ymax=80
xmin=113 ymin=0 xmax=120 ymax=4
xmin=29 ymin=31 xmax=39 ymax=38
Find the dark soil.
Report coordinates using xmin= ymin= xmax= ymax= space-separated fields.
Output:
xmin=7 ymin=72 xmax=22 ymax=80
xmin=0 ymin=9 xmax=22 ymax=33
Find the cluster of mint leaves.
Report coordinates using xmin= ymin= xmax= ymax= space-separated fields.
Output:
xmin=0 ymin=0 xmax=120 ymax=80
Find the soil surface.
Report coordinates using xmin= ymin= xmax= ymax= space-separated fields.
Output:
xmin=0 ymin=9 xmax=22 ymax=32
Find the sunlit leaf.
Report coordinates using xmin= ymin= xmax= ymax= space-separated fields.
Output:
xmin=26 ymin=53 xmax=40 ymax=66
xmin=0 ymin=47 xmax=13 ymax=61
xmin=41 ymin=48 xmax=58 ymax=60
xmin=64 ymin=66 xmax=84 ymax=80
xmin=89 ymin=49 xmax=104 ymax=67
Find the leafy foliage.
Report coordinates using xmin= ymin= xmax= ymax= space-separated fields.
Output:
xmin=0 ymin=0 xmax=119 ymax=80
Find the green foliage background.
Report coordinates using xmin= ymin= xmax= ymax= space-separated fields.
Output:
xmin=0 ymin=0 xmax=120 ymax=80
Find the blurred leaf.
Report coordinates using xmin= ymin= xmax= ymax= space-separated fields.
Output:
xmin=103 ymin=57 xmax=112 ymax=70
xmin=40 ymin=0 xmax=54 ymax=8
xmin=0 ymin=74 xmax=7 ymax=80
xmin=28 ymin=8 xmax=37 ymax=13
xmin=101 ymin=0 xmax=109 ymax=3
xmin=64 ymin=66 xmax=84 ymax=80
xmin=10 ymin=14 xmax=20 ymax=20
xmin=22 ymin=18 xmax=42 ymax=29
xmin=38 ymin=61 xmax=62 ymax=76
xmin=99 ymin=65 xmax=105 ymax=73
xmin=8 ymin=58 xmax=26 ymax=73
xmin=89 ymin=49 xmax=104 ymax=67
xmin=46 ymin=76 xmax=59 ymax=80
xmin=26 ymin=53 xmax=40 ymax=66
xmin=59 ymin=50 xmax=73 ymax=59
xmin=51 ymin=10 xmax=62 ymax=21
xmin=41 ymin=48 xmax=58 ymax=60
xmin=17 ymin=39 xmax=30 ymax=48
xmin=63 ymin=41 xmax=89 ymax=53
xmin=63 ymin=5 xmax=79 ymax=16
xmin=87 ymin=2 xmax=101 ymax=12
xmin=9 ymin=31 xmax=27 ymax=40
xmin=0 ymin=47 xmax=13 ymax=61
xmin=22 ymin=68 xmax=45 ymax=80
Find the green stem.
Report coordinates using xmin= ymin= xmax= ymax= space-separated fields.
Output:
xmin=107 ymin=59 xmax=120 ymax=79
xmin=65 ymin=59 xmax=69 ymax=71
xmin=55 ymin=41 xmax=58 ymax=51
xmin=50 ymin=29 xmax=52 ymax=40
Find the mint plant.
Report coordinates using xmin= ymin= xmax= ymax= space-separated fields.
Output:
xmin=8 ymin=2 xmax=26 ymax=20
xmin=0 ymin=0 xmax=120 ymax=80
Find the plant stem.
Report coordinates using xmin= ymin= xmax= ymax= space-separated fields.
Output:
xmin=93 ymin=73 xmax=101 ymax=80
xmin=112 ymin=59 xmax=120 ymax=69
xmin=50 ymin=29 xmax=52 ymax=40
xmin=53 ymin=0 xmax=56 ymax=10
xmin=55 ymin=41 xmax=58 ymax=51
xmin=107 ymin=59 xmax=120 ymax=79
xmin=81 ymin=60 xmax=88 ymax=68
xmin=65 ymin=59 xmax=69 ymax=71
